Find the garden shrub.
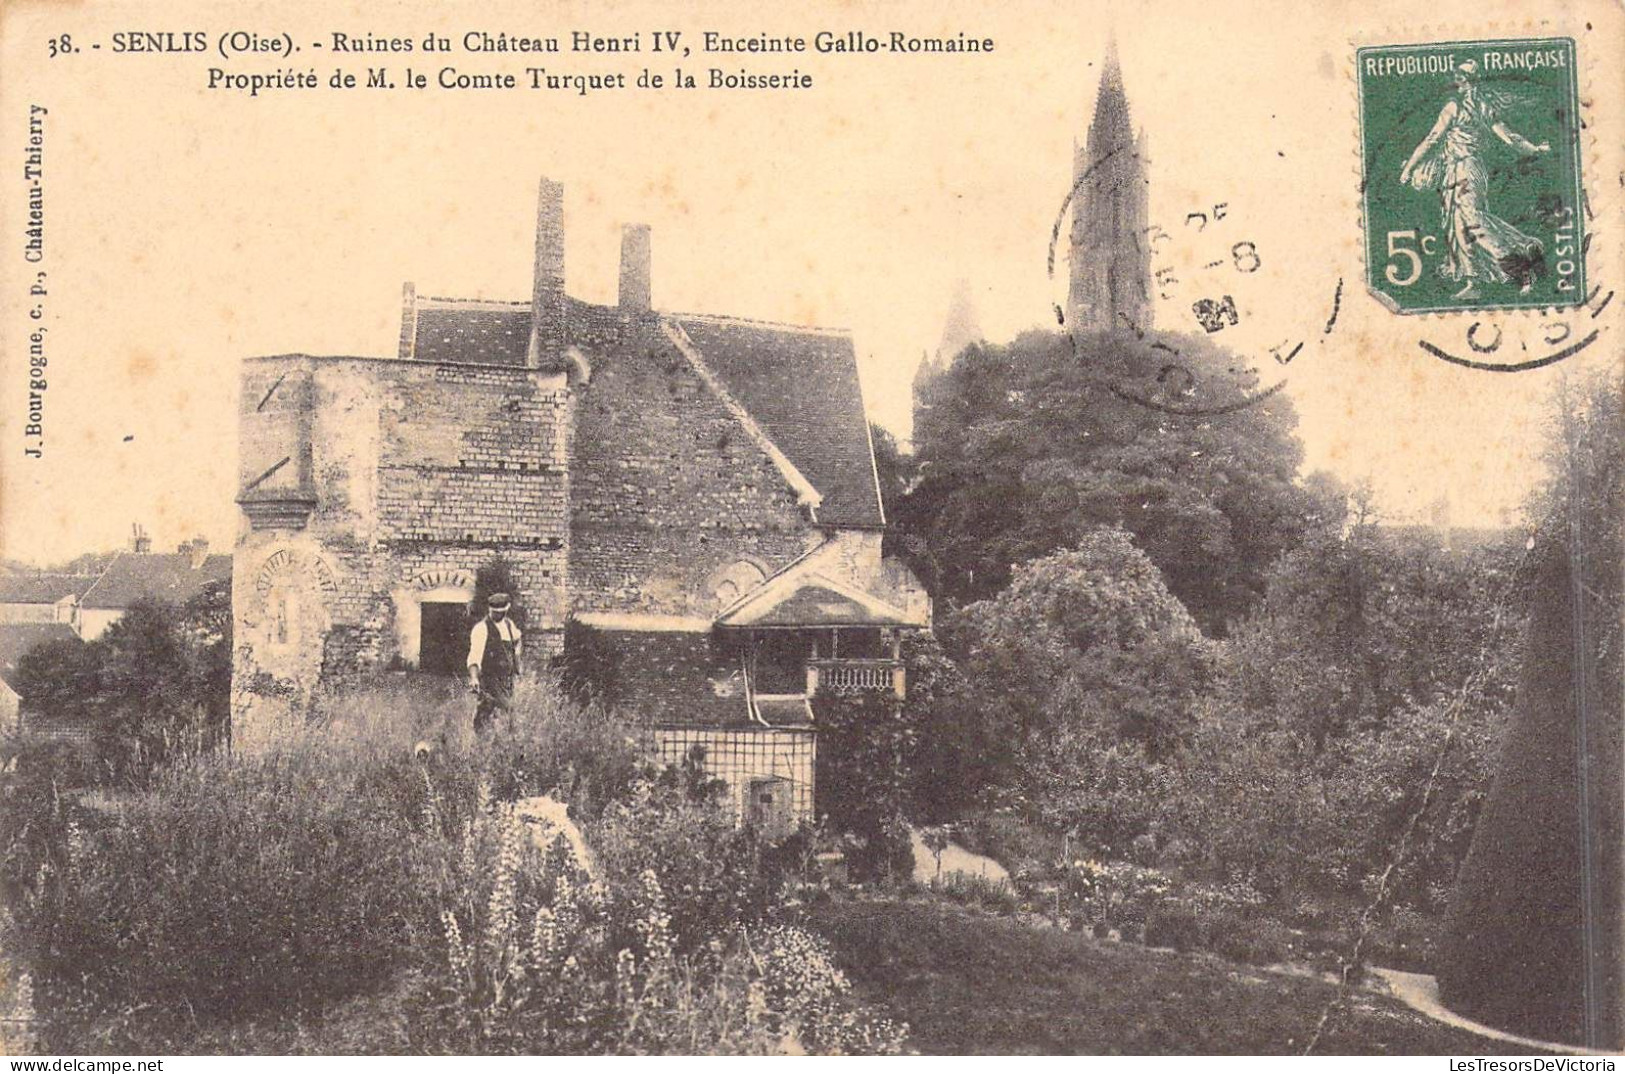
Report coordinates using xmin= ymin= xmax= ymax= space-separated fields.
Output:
xmin=0 ymin=675 xmax=691 ymax=1052
xmin=928 ymin=872 xmax=1021 ymax=915
xmin=589 ymin=776 xmax=785 ymax=952
xmin=1142 ymin=905 xmax=1201 ymax=952
xmin=1206 ymin=912 xmax=1293 ymax=967
xmin=1062 ymin=859 xmax=1172 ymax=937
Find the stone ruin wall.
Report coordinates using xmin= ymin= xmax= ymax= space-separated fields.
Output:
xmin=233 ymin=354 xmax=571 ymax=746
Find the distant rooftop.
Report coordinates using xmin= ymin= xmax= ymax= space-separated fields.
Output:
xmin=80 ymin=552 xmax=232 ymax=610
xmin=0 ymin=573 xmax=97 ymax=606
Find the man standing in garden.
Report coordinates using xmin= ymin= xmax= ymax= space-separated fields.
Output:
xmin=467 ymin=592 xmax=522 ymax=732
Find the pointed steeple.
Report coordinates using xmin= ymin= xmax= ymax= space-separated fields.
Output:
xmin=1086 ymin=38 xmax=1135 ymax=162
xmin=1068 ymin=41 xmax=1152 ymax=337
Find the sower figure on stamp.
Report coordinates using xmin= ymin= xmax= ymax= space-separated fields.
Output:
xmin=1399 ymin=59 xmax=1550 ymax=301
xmin=467 ymin=592 xmax=522 ymax=732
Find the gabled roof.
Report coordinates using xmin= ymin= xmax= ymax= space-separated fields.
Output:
xmin=0 ymin=574 xmax=96 ymax=605
xmin=672 ymin=314 xmax=885 ymax=529
xmin=396 ymin=294 xmax=887 ymax=530
xmin=0 ymin=622 xmax=79 ymax=692
xmin=80 ymin=553 xmax=232 ymax=610
xmin=716 ymin=565 xmax=919 ymax=629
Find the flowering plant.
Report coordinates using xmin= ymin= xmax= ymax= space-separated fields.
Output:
xmin=1063 ymin=858 xmax=1173 ymax=934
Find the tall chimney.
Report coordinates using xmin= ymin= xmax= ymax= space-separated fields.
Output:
xmin=526 ymin=177 xmax=566 ymax=369
xmin=618 ymin=223 xmax=652 ymax=313
xmin=397 ymin=282 xmax=418 ymax=358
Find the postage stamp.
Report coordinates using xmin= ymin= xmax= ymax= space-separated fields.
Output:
xmin=1357 ymin=37 xmax=1585 ymax=315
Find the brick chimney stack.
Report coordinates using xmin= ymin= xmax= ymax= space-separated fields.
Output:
xmin=618 ymin=224 xmax=652 ymax=313
xmin=397 ymin=282 xmax=418 ymax=358
xmin=526 ymin=177 xmax=567 ymax=369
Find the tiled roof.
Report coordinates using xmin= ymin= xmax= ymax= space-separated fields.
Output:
xmin=754 ymin=697 xmax=814 ymax=728
xmin=0 ymin=573 xmax=96 ymax=605
xmin=599 ymin=629 xmax=757 ymax=729
xmin=0 ymin=622 xmax=79 ymax=692
xmin=410 ymin=301 xmax=532 ymax=367
xmin=80 ymin=553 xmax=232 ymax=610
xmin=673 ymin=315 xmax=885 ymax=529
xmin=399 ymin=296 xmax=886 ymax=529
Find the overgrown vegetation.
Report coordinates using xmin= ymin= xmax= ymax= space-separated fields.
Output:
xmin=900 ymin=328 xmax=1319 ymax=633
xmin=878 ymin=331 xmax=1615 ymax=989
xmin=0 ymin=678 xmax=905 ymax=1054
xmin=11 ymin=584 xmax=230 ymax=786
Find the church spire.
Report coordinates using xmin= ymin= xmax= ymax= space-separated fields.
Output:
xmin=1068 ymin=42 xmax=1152 ymax=338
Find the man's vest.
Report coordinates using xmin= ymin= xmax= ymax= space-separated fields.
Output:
xmin=482 ymin=620 xmax=518 ymax=694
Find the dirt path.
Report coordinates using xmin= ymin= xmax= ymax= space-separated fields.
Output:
xmin=910 ymin=829 xmax=1010 ymax=885
xmin=1371 ymin=968 xmax=1609 ymax=1056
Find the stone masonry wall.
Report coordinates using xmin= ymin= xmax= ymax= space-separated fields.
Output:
xmin=569 ymin=319 xmax=817 ymax=618
xmin=234 ymin=355 xmax=571 ymax=745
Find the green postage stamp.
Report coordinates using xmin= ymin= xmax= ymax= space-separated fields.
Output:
xmin=1357 ymin=38 xmax=1585 ymax=314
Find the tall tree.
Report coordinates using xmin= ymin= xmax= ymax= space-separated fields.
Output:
xmin=900 ymin=328 xmax=1314 ymax=633
xmin=1439 ymin=370 xmax=1623 ymax=1049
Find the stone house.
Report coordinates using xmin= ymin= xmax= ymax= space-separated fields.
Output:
xmin=233 ymin=178 xmax=930 ymax=826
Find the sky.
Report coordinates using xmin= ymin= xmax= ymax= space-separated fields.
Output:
xmin=2 ymin=0 xmax=1620 ymax=565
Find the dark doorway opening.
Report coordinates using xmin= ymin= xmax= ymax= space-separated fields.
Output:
xmin=752 ymin=631 xmax=810 ymax=694
xmin=419 ymin=601 xmax=470 ymax=676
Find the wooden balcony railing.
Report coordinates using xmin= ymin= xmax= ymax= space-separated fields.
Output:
xmin=807 ymin=658 xmax=905 ymax=698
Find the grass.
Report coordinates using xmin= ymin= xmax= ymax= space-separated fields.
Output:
xmin=806 ymin=898 xmax=1547 ymax=1055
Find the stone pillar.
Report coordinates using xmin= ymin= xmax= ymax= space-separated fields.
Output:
xmin=618 ymin=223 xmax=652 ymax=313
xmin=527 ymin=177 xmax=566 ymax=369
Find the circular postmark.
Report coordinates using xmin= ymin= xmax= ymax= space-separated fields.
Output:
xmin=1047 ymin=145 xmax=1344 ymax=416
xmin=1410 ymin=236 xmax=1612 ymax=372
